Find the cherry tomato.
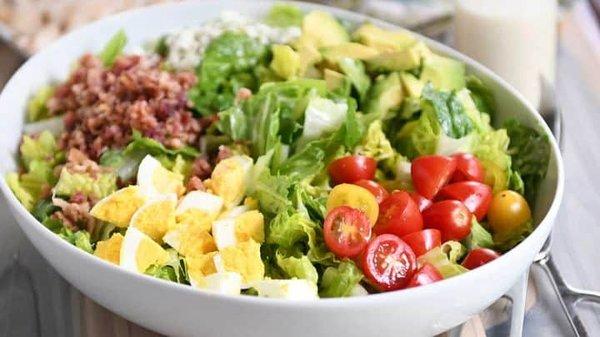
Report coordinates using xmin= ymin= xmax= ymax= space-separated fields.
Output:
xmin=487 ymin=190 xmax=532 ymax=236
xmin=461 ymin=248 xmax=501 ymax=270
xmin=401 ymin=229 xmax=442 ymax=257
xmin=406 ymin=263 xmax=443 ymax=288
xmin=422 ymin=200 xmax=472 ymax=241
xmin=409 ymin=192 xmax=432 ymax=212
xmin=361 ymin=234 xmax=417 ymax=291
xmin=353 ymin=179 xmax=389 ymax=204
xmin=450 ymin=153 xmax=485 ymax=183
xmin=327 ymin=184 xmax=379 ymax=226
xmin=324 ymin=206 xmax=372 ymax=258
xmin=438 ymin=181 xmax=492 ymax=221
xmin=374 ymin=191 xmax=423 ymax=237
xmin=328 ymin=155 xmax=377 ymax=185
xmin=411 ymin=155 xmax=457 ymax=199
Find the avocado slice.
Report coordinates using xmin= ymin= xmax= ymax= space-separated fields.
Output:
xmin=293 ymin=35 xmax=323 ymax=77
xmin=270 ymin=44 xmax=300 ymax=80
xmin=365 ymin=72 xmax=403 ymax=119
xmin=420 ymin=54 xmax=466 ymax=91
xmin=302 ymin=11 xmax=349 ymax=48
xmin=353 ymin=23 xmax=416 ymax=52
xmin=324 ymin=69 xmax=351 ymax=96
xmin=321 ymin=42 xmax=379 ymax=64
xmin=365 ymin=42 xmax=431 ymax=72
xmin=400 ymin=72 xmax=425 ymax=97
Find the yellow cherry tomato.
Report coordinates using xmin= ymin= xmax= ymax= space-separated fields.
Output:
xmin=327 ymin=184 xmax=379 ymax=227
xmin=487 ymin=190 xmax=532 ymax=235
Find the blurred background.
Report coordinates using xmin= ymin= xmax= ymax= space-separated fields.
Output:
xmin=0 ymin=1 xmax=598 ymax=337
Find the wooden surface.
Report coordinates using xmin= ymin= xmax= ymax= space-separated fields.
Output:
xmin=0 ymin=1 xmax=598 ymax=337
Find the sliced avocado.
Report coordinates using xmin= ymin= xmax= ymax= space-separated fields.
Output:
xmin=321 ymin=42 xmax=379 ymax=64
xmin=353 ymin=23 xmax=416 ymax=52
xmin=324 ymin=69 xmax=351 ymax=96
xmin=293 ymin=35 xmax=322 ymax=76
xmin=302 ymin=11 xmax=349 ymax=48
xmin=365 ymin=72 xmax=403 ymax=119
xmin=420 ymin=54 xmax=466 ymax=91
xmin=270 ymin=44 xmax=300 ymax=80
xmin=400 ymin=72 xmax=425 ymax=97
xmin=365 ymin=48 xmax=421 ymax=72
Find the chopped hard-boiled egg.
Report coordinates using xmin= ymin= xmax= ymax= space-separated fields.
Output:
xmin=94 ymin=233 xmax=124 ymax=265
xmin=163 ymin=224 xmax=217 ymax=257
xmin=187 ymin=252 xmax=218 ymax=284
xmin=120 ymin=227 xmax=169 ymax=274
xmin=175 ymin=191 xmax=224 ymax=232
xmin=207 ymin=155 xmax=253 ymax=208
xmin=191 ymin=272 xmax=243 ymax=295
xmin=137 ymin=155 xmax=185 ymax=198
xmin=90 ymin=186 xmax=146 ymax=227
xmin=129 ymin=194 xmax=177 ymax=243
xmin=215 ymin=240 xmax=264 ymax=285
xmin=252 ymin=279 xmax=319 ymax=300
xmin=212 ymin=210 xmax=264 ymax=250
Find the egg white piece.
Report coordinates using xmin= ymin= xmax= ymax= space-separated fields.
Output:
xmin=176 ymin=190 xmax=224 ymax=217
xmin=190 ymin=272 xmax=243 ymax=295
xmin=212 ymin=218 xmax=237 ymax=250
xmin=218 ymin=205 xmax=250 ymax=219
xmin=210 ymin=155 xmax=254 ymax=207
xmin=252 ymin=279 xmax=319 ymax=300
xmin=137 ymin=155 xmax=183 ymax=198
xmin=120 ymin=227 xmax=146 ymax=272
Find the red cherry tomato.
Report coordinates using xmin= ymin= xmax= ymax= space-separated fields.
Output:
xmin=353 ymin=179 xmax=389 ymax=204
xmin=411 ymin=155 xmax=457 ymax=199
xmin=422 ymin=200 xmax=472 ymax=241
xmin=450 ymin=153 xmax=485 ymax=183
xmin=401 ymin=229 xmax=442 ymax=257
xmin=409 ymin=192 xmax=432 ymax=212
xmin=407 ymin=263 xmax=444 ymax=288
xmin=324 ymin=206 xmax=372 ymax=258
xmin=361 ymin=234 xmax=417 ymax=291
xmin=328 ymin=156 xmax=377 ymax=185
xmin=374 ymin=191 xmax=423 ymax=238
xmin=461 ymin=248 xmax=501 ymax=270
xmin=438 ymin=181 xmax=492 ymax=221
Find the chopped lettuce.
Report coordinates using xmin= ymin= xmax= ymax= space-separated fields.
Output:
xmin=190 ymin=32 xmax=268 ymax=115
xmin=421 ymin=84 xmax=473 ymax=139
xmin=27 ymin=85 xmax=55 ymax=122
xmin=354 ymin=120 xmax=394 ymax=162
xmin=7 ymin=173 xmax=35 ymax=210
xmin=494 ymin=219 xmax=533 ymax=252
xmin=466 ymin=75 xmax=495 ymax=116
xmin=417 ymin=241 xmax=468 ymax=279
xmin=276 ymin=251 xmax=319 ymax=284
xmin=504 ymin=119 xmax=550 ymax=204
xmin=463 ymin=218 xmax=494 ymax=250
xmin=301 ymin=97 xmax=348 ymax=140
xmin=319 ymin=260 xmax=363 ymax=298
xmin=60 ymin=229 xmax=94 ymax=254
xmin=20 ymin=131 xmax=62 ymax=170
xmin=99 ymin=29 xmax=127 ymax=67
xmin=264 ymin=3 xmax=304 ymax=27
xmin=54 ymin=169 xmax=117 ymax=200
xmin=145 ymin=249 xmax=188 ymax=283
xmin=473 ymin=129 xmax=512 ymax=193
xmin=338 ymin=58 xmax=371 ymax=103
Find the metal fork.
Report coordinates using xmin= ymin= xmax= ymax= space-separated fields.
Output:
xmin=533 ymin=79 xmax=600 ymax=337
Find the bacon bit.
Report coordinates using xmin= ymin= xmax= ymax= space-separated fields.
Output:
xmin=186 ymin=176 xmax=206 ymax=192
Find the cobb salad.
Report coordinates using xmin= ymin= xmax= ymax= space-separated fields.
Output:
xmin=6 ymin=4 xmax=551 ymax=299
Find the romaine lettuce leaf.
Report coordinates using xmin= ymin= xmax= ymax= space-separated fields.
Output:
xmin=504 ymin=119 xmax=550 ymax=204
xmin=20 ymin=131 xmax=62 ymax=170
xmin=54 ymin=169 xmax=117 ymax=200
xmin=301 ymin=97 xmax=348 ymax=140
xmin=276 ymin=250 xmax=319 ymax=284
xmin=354 ymin=120 xmax=394 ymax=161
xmin=264 ymin=3 xmax=304 ymax=27
xmin=473 ymin=129 xmax=512 ymax=193
xmin=6 ymin=173 xmax=35 ymax=210
xmin=319 ymin=260 xmax=363 ymax=298
xmin=338 ymin=58 xmax=371 ymax=103
xmin=59 ymin=229 xmax=94 ymax=254
xmin=463 ymin=217 xmax=494 ymax=250
xmin=466 ymin=75 xmax=495 ymax=116
xmin=27 ymin=85 xmax=55 ymax=122
xmin=417 ymin=242 xmax=468 ymax=279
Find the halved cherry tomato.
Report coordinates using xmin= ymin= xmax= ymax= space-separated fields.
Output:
xmin=411 ymin=155 xmax=457 ymax=199
xmin=327 ymin=184 xmax=379 ymax=226
xmin=461 ymin=248 xmax=501 ymax=270
xmin=353 ymin=179 xmax=389 ymax=204
xmin=407 ymin=263 xmax=443 ymax=288
xmin=374 ymin=191 xmax=423 ymax=237
xmin=361 ymin=234 xmax=417 ymax=291
xmin=401 ymin=229 xmax=441 ymax=257
xmin=438 ymin=181 xmax=492 ymax=221
xmin=328 ymin=155 xmax=377 ymax=185
xmin=422 ymin=200 xmax=472 ymax=241
xmin=409 ymin=192 xmax=432 ymax=212
xmin=324 ymin=206 xmax=372 ymax=258
xmin=450 ymin=153 xmax=485 ymax=183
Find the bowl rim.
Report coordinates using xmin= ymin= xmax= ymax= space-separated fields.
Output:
xmin=0 ymin=0 xmax=564 ymax=309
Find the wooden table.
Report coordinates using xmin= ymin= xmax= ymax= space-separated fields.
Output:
xmin=0 ymin=1 xmax=598 ymax=336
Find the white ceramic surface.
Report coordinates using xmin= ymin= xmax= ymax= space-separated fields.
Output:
xmin=0 ymin=2 xmax=564 ymax=337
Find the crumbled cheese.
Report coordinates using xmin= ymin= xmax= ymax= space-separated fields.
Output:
xmin=165 ymin=11 xmax=301 ymax=70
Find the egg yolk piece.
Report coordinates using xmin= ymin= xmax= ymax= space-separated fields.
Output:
xmin=219 ymin=240 xmax=264 ymax=284
xmin=94 ymin=233 xmax=124 ymax=265
xmin=130 ymin=195 xmax=176 ymax=243
xmin=90 ymin=186 xmax=145 ymax=227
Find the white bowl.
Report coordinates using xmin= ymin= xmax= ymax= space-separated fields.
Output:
xmin=0 ymin=1 xmax=564 ymax=336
